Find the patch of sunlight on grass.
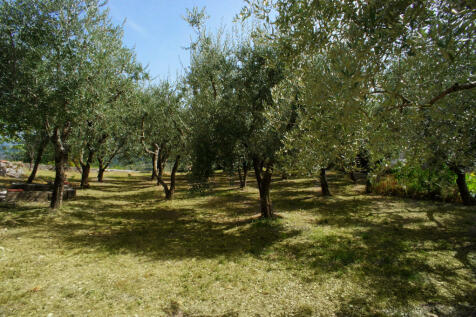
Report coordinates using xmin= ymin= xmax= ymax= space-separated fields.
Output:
xmin=0 ymin=169 xmax=475 ymax=316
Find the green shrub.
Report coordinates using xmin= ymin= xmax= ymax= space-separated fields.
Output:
xmin=188 ymin=182 xmax=211 ymax=196
xmin=467 ymin=173 xmax=476 ymax=193
xmin=373 ymin=164 xmax=472 ymax=202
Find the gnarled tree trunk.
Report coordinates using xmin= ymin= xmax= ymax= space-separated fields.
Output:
xmin=253 ymin=158 xmax=273 ymax=218
xmin=151 ymin=152 xmax=158 ymax=180
xmin=97 ymin=159 xmax=106 ymax=183
xmin=320 ymin=168 xmax=331 ymax=196
xmin=51 ymin=150 xmax=67 ymax=209
xmin=50 ymin=127 xmax=69 ymax=210
xmin=259 ymin=172 xmax=272 ymax=218
xmin=365 ymin=171 xmax=372 ymax=193
xmin=238 ymin=162 xmax=249 ymax=189
xmin=96 ymin=144 xmax=123 ymax=183
xmin=27 ymin=136 xmax=48 ymax=184
xmin=157 ymin=159 xmax=164 ymax=183
xmin=452 ymin=167 xmax=474 ymax=206
xmin=156 ymin=146 xmax=168 ymax=185
xmin=349 ymin=171 xmax=357 ymax=183
xmin=80 ymin=149 xmax=94 ymax=189
xmin=158 ymin=155 xmax=180 ymax=200
xmin=80 ymin=163 xmax=91 ymax=188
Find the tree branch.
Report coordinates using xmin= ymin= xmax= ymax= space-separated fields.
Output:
xmin=140 ymin=116 xmax=156 ymax=155
xmin=426 ymin=82 xmax=476 ymax=106
xmin=104 ymin=143 xmax=123 ymax=167
xmin=79 ymin=148 xmax=85 ymax=167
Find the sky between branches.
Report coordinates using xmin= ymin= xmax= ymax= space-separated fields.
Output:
xmin=106 ymin=0 xmax=245 ymax=83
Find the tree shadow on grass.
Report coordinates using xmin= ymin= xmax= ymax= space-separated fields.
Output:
xmin=89 ymin=181 xmax=151 ymax=193
xmin=204 ymin=172 xmax=476 ymax=314
xmin=72 ymin=187 xmax=159 ymax=204
xmin=196 ymin=190 xmax=260 ymax=216
xmin=0 ymin=177 xmax=14 ymax=188
xmin=2 ymin=171 xmax=475 ymax=315
xmin=0 ymin=202 xmax=50 ymax=227
xmin=197 ymin=174 xmax=345 ymax=216
xmin=273 ymin=196 xmax=476 ymax=315
xmin=0 ymin=172 xmax=300 ymax=260
xmin=50 ymin=206 xmax=301 ymax=261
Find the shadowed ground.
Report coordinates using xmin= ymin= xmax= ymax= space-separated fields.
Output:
xmin=0 ymin=170 xmax=475 ymax=316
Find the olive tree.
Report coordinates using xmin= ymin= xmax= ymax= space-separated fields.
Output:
xmin=243 ymin=0 xmax=476 ymax=204
xmin=0 ymin=0 xmax=143 ymax=208
xmin=139 ymin=81 xmax=185 ymax=200
xmin=185 ymin=25 xmax=290 ymax=217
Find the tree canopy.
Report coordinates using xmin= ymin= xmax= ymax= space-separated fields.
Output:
xmin=1 ymin=0 xmax=474 ymax=210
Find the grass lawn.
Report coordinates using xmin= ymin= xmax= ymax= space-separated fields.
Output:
xmin=0 ymin=170 xmax=475 ymax=316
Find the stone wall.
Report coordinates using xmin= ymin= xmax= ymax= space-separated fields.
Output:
xmin=0 ymin=160 xmax=24 ymax=178
xmin=2 ymin=186 xmax=76 ymax=203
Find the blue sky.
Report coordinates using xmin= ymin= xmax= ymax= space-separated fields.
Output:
xmin=106 ymin=1 xmax=245 ymax=82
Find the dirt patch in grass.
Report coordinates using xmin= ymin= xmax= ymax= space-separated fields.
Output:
xmin=0 ymin=170 xmax=475 ymax=316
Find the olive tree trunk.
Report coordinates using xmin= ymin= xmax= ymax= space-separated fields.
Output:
xmin=253 ymin=158 xmax=273 ymax=218
xmin=97 ymin=144 xmax=123 ymax=183
xmin=156 ymin=147 xmax=168 ymax=185
xmin=157 ymin=160 xmax=164 ymax=183
xmin=365 ymin=171 xmax=372 ymax=193
xmin=50 ymin=127 xmax=69 ymax=210
xmin=151 ymin=152 xmax=158 ymax=180
xmin=158 ymin=155 xmax=180 ymax=200
xmin=26 ymin=136 xmax=48 ymax=184
xmin=80 ymin=150 xmax=94 ymax=189
xmin=349 ymin=171 xmax=357 ymax=183
xmin=452 ymin=167 xmax=474 ymax=205
xmin=320 ymin=168 xmax=331 ymax=196
xmin=238 ymin=162 xmax=249 ymax=189
xmin=97 ymin=160 xmax=106 ymax=182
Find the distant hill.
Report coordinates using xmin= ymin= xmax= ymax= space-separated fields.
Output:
xmin=0 ymin=142 xmax=21 ymax=160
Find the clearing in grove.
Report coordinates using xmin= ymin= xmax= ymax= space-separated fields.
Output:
xmin=0 ymin=170 xmax=475 ymax=316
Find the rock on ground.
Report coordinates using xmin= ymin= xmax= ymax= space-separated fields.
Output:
xmin=0 ymin=160 xmax=24 ymax=178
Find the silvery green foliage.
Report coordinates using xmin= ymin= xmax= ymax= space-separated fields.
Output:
xmin=139 ymin=80 xmax=185 ymax=158
xmin=278 ymin=50 xmax=369 ymax=176
xmin=0 ymin=0 xmax=146 ymax=207
xmin=244 ymin=0 xmax=475 ymax=174
xmin=183 ymin=17 xmax=240 ymax=179
xmin=0 ymin=0 xmax=144 ymax=146
xmin=185 ymin=31 xmax=287 ymax=179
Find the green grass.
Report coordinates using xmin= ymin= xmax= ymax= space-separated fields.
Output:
xmin=0 ymin=170 xmax=475 ymax=316
xmin=468 ymin=173 xmax=476 ymax=193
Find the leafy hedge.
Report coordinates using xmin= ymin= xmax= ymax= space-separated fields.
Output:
xmin=373 ymin=165 xmax=475 ymax=202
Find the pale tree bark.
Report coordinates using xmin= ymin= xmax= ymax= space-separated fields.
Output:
xmin=238 ymin=161 xmax=249 ymax=189
xmin=151 ymin=154 xmax=158 ymax=180
xmin=156 ymin=144 xmax=169 ymax=185
xmin=50 ymin=125 xmax=70 ymax=210
xmin=151 ymin=151 xmax=159 ymax=181
xmin=141 ymin=117 xmax=160 ymax=182
xmin=158 ymin=155 xmax=180 ymax=200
